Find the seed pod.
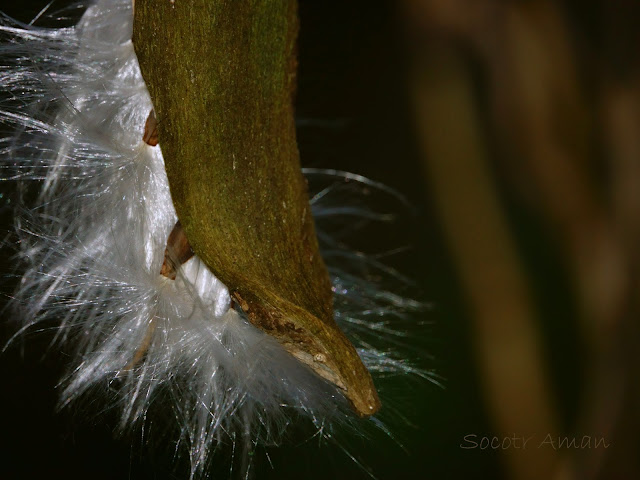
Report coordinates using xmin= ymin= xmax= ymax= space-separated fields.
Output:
xmin=132 ymin=0 xmax=381 ymax=416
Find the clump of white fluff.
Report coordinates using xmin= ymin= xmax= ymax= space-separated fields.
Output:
xmin=0 ymin=1 xmax=433 ymax=478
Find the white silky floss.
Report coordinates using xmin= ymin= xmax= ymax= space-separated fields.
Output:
xmin=0 ymin=0 xmax=431 ymax=477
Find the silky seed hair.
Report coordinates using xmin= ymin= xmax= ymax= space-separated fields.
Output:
xmin=0 ymin=0 xmax=436 ymax=477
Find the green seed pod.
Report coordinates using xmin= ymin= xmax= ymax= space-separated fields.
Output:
xmin=132 ymin=0 xmax=381 ymax=417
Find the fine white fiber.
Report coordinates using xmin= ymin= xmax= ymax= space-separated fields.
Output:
xmin=0 ymin=0 xmax=434 ymax=478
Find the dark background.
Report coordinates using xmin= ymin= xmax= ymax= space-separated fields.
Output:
xmin=2 ymin=1 xmax=638 ymax=480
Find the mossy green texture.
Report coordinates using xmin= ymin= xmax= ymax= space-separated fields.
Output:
xmin=132 ymin=0 xmax=380 ymax=416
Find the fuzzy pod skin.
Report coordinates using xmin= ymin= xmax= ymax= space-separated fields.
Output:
xmin=132 ymin=0 xmax=380 ymax=417
xmin=0 ymin=0 xmax=432 ymax=478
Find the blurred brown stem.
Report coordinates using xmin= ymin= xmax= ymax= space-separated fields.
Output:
xmin=410 ymin=45 xmax=562 ymax=480
xmin=404 ymin=1 xmax=639 ymax=478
